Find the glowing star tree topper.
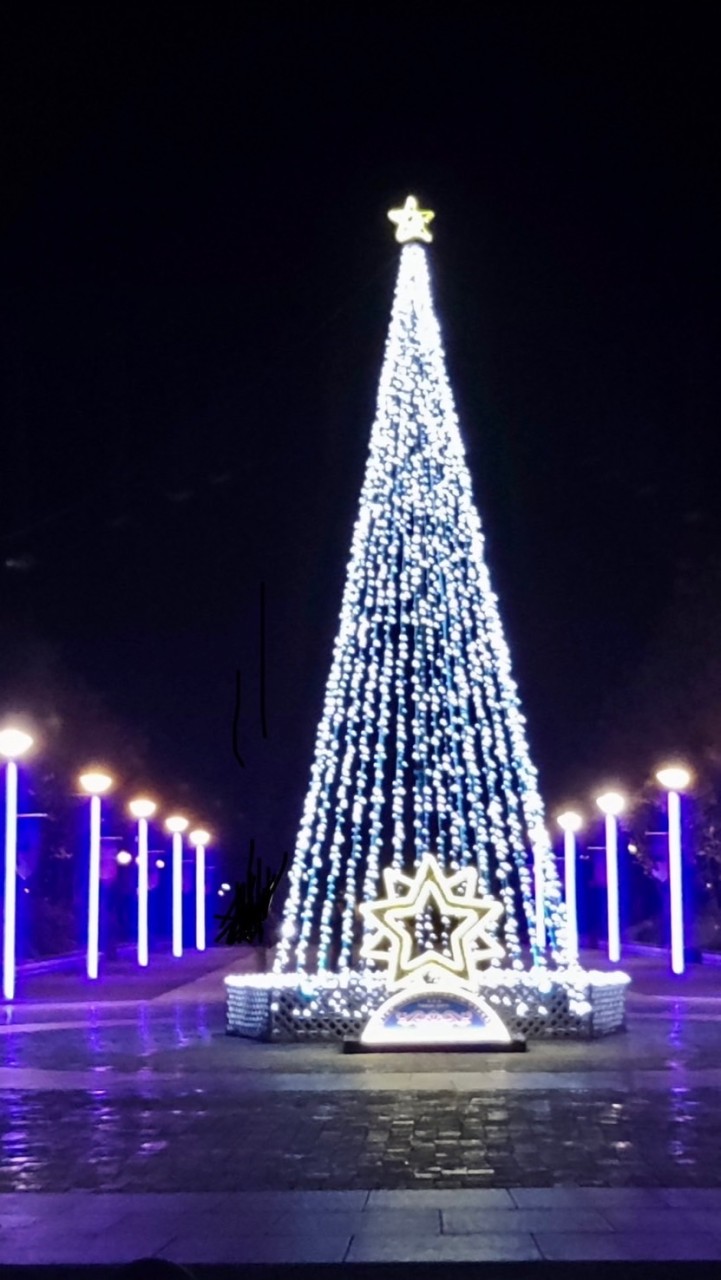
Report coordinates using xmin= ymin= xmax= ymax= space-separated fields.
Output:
xmin=388 ymin=194 xmax=435 ymax=243
xmin=360 ymin=853 xmax=504 ymax=991
xmin=275 ymin=198 xmax=568 ymax=978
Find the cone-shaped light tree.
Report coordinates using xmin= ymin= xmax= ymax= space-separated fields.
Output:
xmin=276 ymin=197 xmax=568 ymax=977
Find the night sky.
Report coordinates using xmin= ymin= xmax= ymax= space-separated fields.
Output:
xmin=1 ymin=5 xmax=718 ymax=876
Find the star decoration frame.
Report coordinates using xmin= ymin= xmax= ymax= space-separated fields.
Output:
xmin=359 ymin=853 xmax=505 ymax=991
xmin=387 ymin=194 xmax=435 ymax=243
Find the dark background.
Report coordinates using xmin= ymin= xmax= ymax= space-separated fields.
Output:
xmin=1 ymin=3 xmax=719 ymax=880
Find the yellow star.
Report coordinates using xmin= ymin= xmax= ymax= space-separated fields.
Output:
xmin=360 ymin=853 xmax=504 ymax=991
xmin=387 ymin=195 xmax=435 ymax=244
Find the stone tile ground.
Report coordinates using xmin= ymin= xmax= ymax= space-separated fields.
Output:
xmin=0 ymin=1083 xmax=718 ymax=1191
xmin=1 ymin=947 xmax=721 ymax=1265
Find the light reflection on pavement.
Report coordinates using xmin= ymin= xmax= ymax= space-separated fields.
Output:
xmin=0 ymin=949 xmax=720 ymax=1191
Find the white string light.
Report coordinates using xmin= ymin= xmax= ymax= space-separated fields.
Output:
xmin=275 ymin=237 xmax=569 ymax=976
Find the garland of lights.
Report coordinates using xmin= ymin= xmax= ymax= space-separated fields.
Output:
xmin=275 ymin=198 xmax=569 ymax=978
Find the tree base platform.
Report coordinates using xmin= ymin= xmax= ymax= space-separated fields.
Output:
xmin=225 ymin=966 xmax=630 ymax=1042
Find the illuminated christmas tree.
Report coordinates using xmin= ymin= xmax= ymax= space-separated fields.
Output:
xmin=275 ymin=196 xmax=568 ymax=978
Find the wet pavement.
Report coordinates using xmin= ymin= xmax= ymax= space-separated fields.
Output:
xmin=1 ymin=1077 xmax=720 ymax=1192
xmin=0 ymin=947 xmax=720 ymax=1191
xmin=0 ymin=946 xmax=720 ymax=1265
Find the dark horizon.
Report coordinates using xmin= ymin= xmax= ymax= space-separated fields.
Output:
xmin=1 ymin=5 xmax=719 ymax=874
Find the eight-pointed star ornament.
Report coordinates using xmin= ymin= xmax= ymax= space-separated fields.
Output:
xmin=387 ymin=194 xmax=435 ymax=243
xmin=359 ymin=853 xmax=504 ymax=991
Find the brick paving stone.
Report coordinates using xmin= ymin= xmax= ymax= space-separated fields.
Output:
xmin=508 ymin=1186 xmax=670 ymax=1208
xmin=660 ymin=1187 xmax=721 ymax=1208
xmin=3 ymin=980 xmax=721 ymax=1196
xmin=368 ymin=1188 xmax=514 ymax=1206
xmin=602 ymin=1207 xmax=721 ymax=1236
xmin=442 ymin=1208 xmax=612 ymax=1234
xmin=161 ymin=1230 xmax=353 ymax=1265
xmin=535 ymin=1231 xmax=721 ymax=1261
xmin=346 ymin=1232 xmax=543 ymax=1262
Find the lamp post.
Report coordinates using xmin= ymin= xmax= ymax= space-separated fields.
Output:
xmin=189 ymin=829 xmax=210 ymax=952
xmin=595 ymin=791 xmax=626 ymax=963
xmin=79 ymin=771 xmax=113 ymax=980
xmin=129 ymin=798 xmax=157 ymax=967
xmin=1 ymin=727 xmax=34 ymax=1001
xmin=557 ymin=811 xmax=583 ymax=963
xmin=656 ymin=765 xmax=692 ymax=975
xmin=165 ymin=816 xmax=189 ymax=958
xmin=530 ymin=825 xmax=548 ymax=952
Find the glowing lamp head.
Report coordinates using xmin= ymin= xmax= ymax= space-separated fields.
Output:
xmin=129 ymin=797 xmax=157 ymax=820
xmin=188 ymin=828 xmax=210 ymax=849
xmin=165 ymin=815 xmax=189 ymax=834
xmin=0 ymin=727 xmax=34 ymax=760
xmin=596 ymin=791 xmax=625 ymax=817
xmin=656 ymin=765 xmax=692 ymax=792
xmin=116 ymin=850 xmax=133 ymax=866
xmin=79 ymin=770 xmax=113 ymax=796
xmin=557 ymin=810 xmax=583 ymax=833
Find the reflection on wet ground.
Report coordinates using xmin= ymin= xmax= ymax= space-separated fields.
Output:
xmin=1 ymin=1081 xmax=720 ymax=1191
xmin=1 ymin=999 xmax=721 ymax=1191
xmin=2 ymin=999 xmax=720 ymax=1074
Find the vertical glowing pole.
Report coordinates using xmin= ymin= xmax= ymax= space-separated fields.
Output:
xmin=87 ymin=796 xmax=101 ymax=978
xmin=3 ymin=761 xmax=18 ymax=1001
xmin=564 ymin=828 xmax=578 ymax=962
xmin=1 ymin=729 xmax=33 ymax=1003
xmin=138 ymin=817 xmax=149 ymax=966
xmin=534 ymin=854 xmax=546 ymax=951
xmin=557 ymin=811 xmax=582 ymax=964
xmin=80 ymin=772 xmax=113 ymax=981
xmin=130 ymin=799 xmax=157 ymax=968
xmin=195 ymin=845 xmax=205 ymax=951
xmin=667 ymin=789 xmax=684 ymax=975
xmin=656 ymin=768 xmax=691 ymax=977
xmin=189 ymin=829 xmax=210 ymax=953
xmin=604 ymin=815 xmax=620 ymax=963
xmin=166 ymin=816 xmax=188 ymax=959
xmin=172 ymin=833 xmax=183 ymax=956
xmin=596 ymin=792 xmax=625 ymax=965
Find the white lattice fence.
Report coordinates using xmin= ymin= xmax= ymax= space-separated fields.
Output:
xmin=226 ymin=968 xmax=628 ymax=1042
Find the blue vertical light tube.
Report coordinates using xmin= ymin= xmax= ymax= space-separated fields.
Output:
xmin=534 ymin=851 xmax=546 ymax=951
xmin=195 ymin=845 xmax=206 ymax=952
xmin=172 ymin=831 xmax=183 ymax=957
xmin=137 ymin=817 xmax=149 ymax=967
xmin=2 ymin=761 xmax=19 ymax=1001
xmin=668 ymin=789 xmax=685 ymax=975
xmin=605 ymin=814 xmax=620 ymax=963
xmin=564 ymin=828 xmax=579 ymax=963
xmin=87 ymin=794 xmax=102 ymax=979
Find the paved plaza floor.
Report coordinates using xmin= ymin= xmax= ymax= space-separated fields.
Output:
xmin=0 ymin=945 xmax=720 ymax=1273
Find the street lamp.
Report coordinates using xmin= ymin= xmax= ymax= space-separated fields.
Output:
xmin=595 ymin=791 xmax=625 ymax=963
xmin=165 ymin=815 xmax=189 ymax=958
xmin=529 ymin=825 xmax=548 ymax=953
xmin=557 ymin=811 xmax=583 ymax=963
xmin=188 ymin=829 xmax=210 ymax=952
xmin=656 ymin=765 xmax=692 ymax=975
xmin=79 ymin=771 xmax=113 ymax=980
xmin=1 ymin=727 xmax=34 ymax=1001
xmin=129 ymin=798 xmax=157 ymax=967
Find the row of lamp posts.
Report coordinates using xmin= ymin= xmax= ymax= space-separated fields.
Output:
xmin=2 ymin=722 xmax=696 ymax=993
xmin=1 ymin=726 xmax=212 ymax=1001
xmin=556 ymin=766 xmax=692 ymax=974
